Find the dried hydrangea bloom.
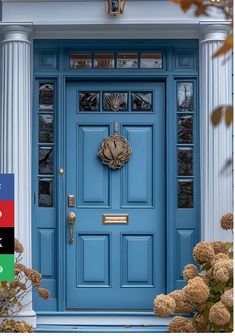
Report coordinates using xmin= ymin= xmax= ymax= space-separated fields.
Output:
xmin=169 ymin=289 xmax=194 ymax=314
xmin=193 ymin=241 xmax=215 ymax=264
xmin=15 ymin=263 xmax=27 ymax=273
xmin=221 ymin=289 xmax=233 ymax=307
xmin=213 ymin=259 xmax=233 ymax=283
xmin=184 ymin=276 xmax=209 ymax=304
xmin=153 ymin=294 xmax=176 ymax=318
xmin=183 ymin=264 xmax=198 ymax=281
xmin=26 ymin=269 xmax=42 ymax=287
xmin=193 ymin=314 xmax=209 ymax=332
xmin=221 ymin=213 xmax=233 ymax=230
xmin=209 ymin=301 xmax=231 ymax=326
xmin=14 ymin=238 xmax=24 ymax=253
xmin=0 ymin=319 xmax=33 ymax=333
xmin=210 ymin=241 xmax=228 ymax=255
xmin=211 ymin=253 xmax=230 ymax=267
xmin=38 ymin=287 xmax=50 ymax=299
xmin=169 ymin=316 xmax=197 ymax=333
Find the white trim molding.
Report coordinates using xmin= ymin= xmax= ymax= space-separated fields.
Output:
xmin=0 ymin=25 xmax=36 ymax=327
xmin=199 ymin=24 xmax=233 ymax=242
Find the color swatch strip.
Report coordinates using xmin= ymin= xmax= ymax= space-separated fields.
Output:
xmin=0 ymin=174 xmax=14 ymax=280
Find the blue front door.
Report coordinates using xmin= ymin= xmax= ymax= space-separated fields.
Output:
xmin=66 ymin=80 xmax=165 ymax=309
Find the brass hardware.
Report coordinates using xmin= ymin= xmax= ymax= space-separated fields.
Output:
xmin=67 ymin=212 xmax=76 ymax=244
xmin=68 ymin=195 xmax=75 ymax=207
xmin=58 ymin=168 xmax=64 ymax=176
xmin=105 ymin=0 xmax=126 ymax=16
xmin=103 ymin=214 xmax=128 ymax=224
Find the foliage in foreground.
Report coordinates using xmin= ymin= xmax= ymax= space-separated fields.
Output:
xmin=154 ymin=213 xmax=233 ymax=332
xmin=0 ymin=239 xmax=50 ymax=332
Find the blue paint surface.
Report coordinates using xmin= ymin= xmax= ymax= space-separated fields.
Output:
xmin=66 ymin=81 xmax=165 ymax=309
xmin=32 ymin=39 xmax=200 ymax=312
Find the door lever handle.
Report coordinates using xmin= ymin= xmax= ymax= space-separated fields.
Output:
xmin=67 ymin=212 xmax=76 ymax=244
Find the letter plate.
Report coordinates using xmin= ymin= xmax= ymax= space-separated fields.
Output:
xmin=103 ymin=214 xmax=128 ymax=224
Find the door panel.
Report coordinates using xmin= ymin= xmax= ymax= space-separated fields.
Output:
xmin=77 ymin=125 xmax=110 ymax=206
xmin=66 ymin=81 xmax=165 ymax=309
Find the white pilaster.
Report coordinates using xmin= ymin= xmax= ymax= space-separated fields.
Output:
xmin=0 ymin=25 xmax=36 ymax=327
xmin=200 ymin=24 xmax=233 ymax=242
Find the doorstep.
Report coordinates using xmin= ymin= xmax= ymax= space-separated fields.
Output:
xmin=35 ymin=312 xmax=170 ymax=333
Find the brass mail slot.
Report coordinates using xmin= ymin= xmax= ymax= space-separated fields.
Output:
xmin=103 ymin=214 xmax=128 ymax=224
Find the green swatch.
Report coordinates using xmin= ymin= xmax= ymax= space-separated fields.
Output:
xmin=0 ymin=254 xmax=14 ymax=281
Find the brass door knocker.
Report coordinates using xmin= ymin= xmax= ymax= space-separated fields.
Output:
xmin=98 ymin=122 xmax=132 ymax=169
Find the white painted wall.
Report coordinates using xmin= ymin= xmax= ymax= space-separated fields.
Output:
xmin=0 ymin=0 xmax=225 ymax=25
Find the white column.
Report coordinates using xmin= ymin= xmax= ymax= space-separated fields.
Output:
xmin=0 ymin=25 xmax=36 ymax=326
xmin=200 ymin=24 xmax=233 ymax=242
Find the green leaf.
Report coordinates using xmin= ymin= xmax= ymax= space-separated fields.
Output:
xmin=213 ymin=324 xmax=221 ymax=332
xmin=213 ymin=282 xmax=225 ymax=293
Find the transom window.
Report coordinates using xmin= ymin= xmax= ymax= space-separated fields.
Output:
xmin=69 ymin=52 xmax=163 ymax=69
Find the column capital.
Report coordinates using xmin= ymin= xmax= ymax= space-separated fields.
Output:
xmin=2 ymin=25 xmax=32 ymax=44
xmin=199 ymin=23 xmax=231 ymax=43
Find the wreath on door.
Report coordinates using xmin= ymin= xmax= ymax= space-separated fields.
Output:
xmin=97 ymin=124 xmax=132 ymax=169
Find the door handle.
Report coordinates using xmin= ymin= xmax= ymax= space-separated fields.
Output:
xmin=67 ymin=212 xmax=76 ymax=244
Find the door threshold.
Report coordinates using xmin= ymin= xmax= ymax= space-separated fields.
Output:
xmin=36 ymin=313 xmax=171 ymax=329
xmin=35 ymin=324 xmax=168 ymax=333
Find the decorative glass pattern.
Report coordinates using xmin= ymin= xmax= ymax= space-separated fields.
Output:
xmin=70 ymin=54 xmax=92 ymax=69
xmin=39 ymin=83 xmax=54 ymax=111
xmin=39 ymin=178 xmax=53 ymax=207
xmin=39 ymin=147 xmax=53 ymax=175
xmin=178 ymin=115 xmax=193 ymax=144
xmin=140 ymin=53 xmax=163 ymax=69
xmin=177 ymin=82 xmax=193 ymax=112
xmin=178 ymin=180 xmax=193 ymax=208
xmin=39 ymin=115 xmax=54 ymax=143
xmin=103 ymin=92 xmax=128 ymax=111
xmin=131 ymin=92 xmax=152 ymax=111
xmin=94 ymin=54 xmax=114 ymax=68
xmin=117 ymin=53 xmax=138 ymax=68
xmin=79 ymin=92 xmax=100 ymax=112
xmin=178 ymin=148 xmax=193 ymax=176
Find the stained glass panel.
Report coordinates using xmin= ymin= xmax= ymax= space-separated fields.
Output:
xmin=140 ymin=53 xmax=163 ymax=69
xmin=178 ymin=115 xmax=193 ymax=144
xmin=39 ymin=83 xmax=54 ymax=111
xmin=79 ymin=92 xmax=100 ymax=112
xmin=177 ymin=82 xmax=193 ymax=112
xmin=94 ymin=54 xmax=114 ymax=68
xmin=70 ymin=54 xmax=92 ymax=69
xmin=178 ymin=148 xmax=193 ymax=176
xmin=131 ymin=92 xmax=152 ymax=111
xmin=39 ymin=115 xmax=54 ymax=143
xmin=117 ymin=53 xmax=138 ymax=68
xmin=178 ymin=179 xmax=193 ymax=208
xmin=39 ymin=147 xmax=53 ymax=175
xmin=103 ymin=92 xmax=128 ymax=112
xmin=39 ymin=178 xmax=53 ymax=207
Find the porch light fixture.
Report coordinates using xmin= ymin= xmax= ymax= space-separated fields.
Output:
xmin=105 ymin=0 xmax=126 ymax=16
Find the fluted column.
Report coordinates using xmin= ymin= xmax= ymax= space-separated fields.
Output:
xmin=200 ymin=24 xmax=233 ymax=242
xmin=0 ymin=26 xmax=36 ymax=326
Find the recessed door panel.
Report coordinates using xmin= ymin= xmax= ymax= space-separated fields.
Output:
xmin=121 ymin=234 xmax=153 ymax=287
xmin=122 ymin=126 xmax=153 ymax=207
xmin=77 ymin=125 xmax=110 ymax=207
xmin=77 ymin=234 xmax=110 ymax=287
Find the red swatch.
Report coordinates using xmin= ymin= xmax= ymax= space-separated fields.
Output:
xmin=0 ymin=200 xmax=14 ymax=228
